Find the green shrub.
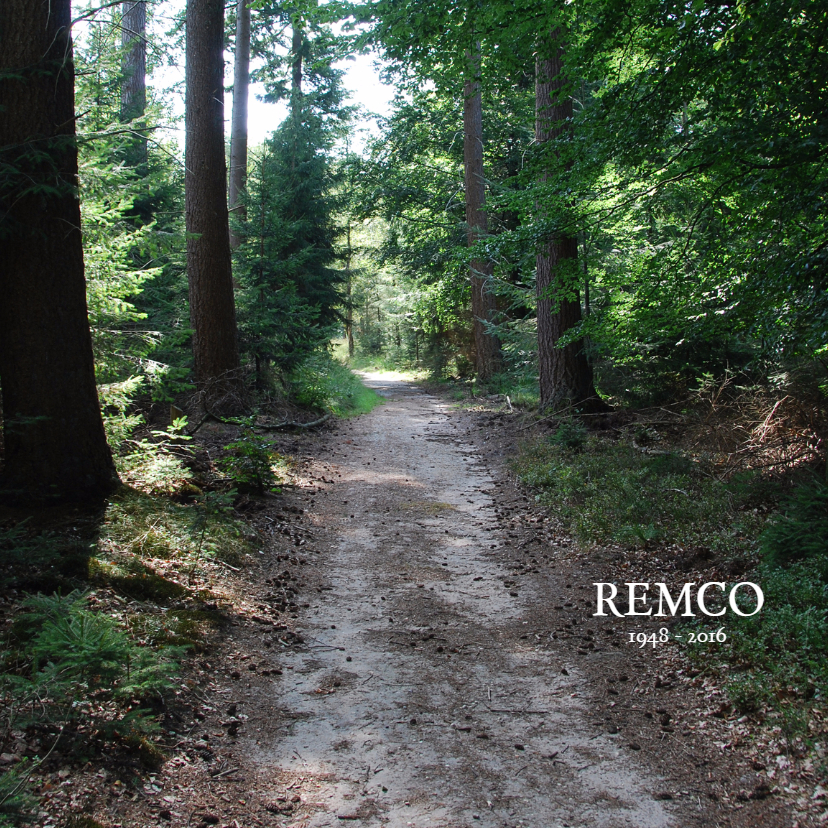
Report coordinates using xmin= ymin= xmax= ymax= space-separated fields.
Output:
xmin=220 ymin=429 xmax=282 ymax=495
xmin=550 ymin=420 xmax=588 ymax=451
xmin=3 ymin=592 xmax=181 ymax=734
xmin=119 ymin=418 xmax=195 ymax=496
xmin=760 ymin=474 xmax=828 ymax=565
xmin=288 ymin=353 xmax=383 ymax=417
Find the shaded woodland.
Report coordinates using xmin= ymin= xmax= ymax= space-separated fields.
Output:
xmin=1 ymin=0 xmax=828 ymax=824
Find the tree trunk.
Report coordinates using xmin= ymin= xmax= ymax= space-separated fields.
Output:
xmin=0 ymin=0 xmax=119 ymax=503
xmin=345 ymin=219 xmax=355 ymax=357
xmin=186 ymin=0 xmax=241 ymax=397
xmin=121 ymin=0 xmax=147 ymax=167
xmin=292 ymin=23 xmax=303 ymax=97
xmin=463 ymin=52 xmax=501 ymax=381
xmin=535 ymin=33 xmax=598 ymax=410
xmin=228 ymin=0 xmax=250 ymax=249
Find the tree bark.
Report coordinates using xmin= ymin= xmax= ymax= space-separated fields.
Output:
xmin=0 ymin=0 xmax=119 ymax=502
xmin=121 ymin=0 xmax=147 ymax=166
xmin=292 ymin=23 xmax=303 ymax=98
xmin=463 ymin=53 xmax=501 ymax=381
xmin=535 ymin=33 xmax=598 ymax=410
xmin=186 ymin=0 xmax=241 ymax=397
xmin=228 ymin=0 xmax=250 ymax=249
xmin=345 ymin=219 xmax=355 ymax=357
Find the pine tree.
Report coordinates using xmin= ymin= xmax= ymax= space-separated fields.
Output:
xmin=0 ymin=0 xmax=119 ymax=502
xmin=185 ymin=0 xmax=241 ymax=400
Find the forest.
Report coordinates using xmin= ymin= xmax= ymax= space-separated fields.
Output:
xmin=1 ymin=0 xmax=828 ymax=825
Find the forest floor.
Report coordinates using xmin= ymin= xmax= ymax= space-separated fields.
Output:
xmin=34 ymin=372 xmax=822 ymax=828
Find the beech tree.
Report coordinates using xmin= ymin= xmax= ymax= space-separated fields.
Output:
xmin=534 ymin=32 xmax=598 ymax=409
xmin=0 ymin=0 xmax=119 ymax=502
xmin=228 ymin=0 xmax=251 ymax=249
xmin=185 ymin=0 xmax=241 ymax=394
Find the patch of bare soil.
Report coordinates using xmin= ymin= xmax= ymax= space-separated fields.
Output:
xmin=60 ymin=373 xmax=820 ymax=828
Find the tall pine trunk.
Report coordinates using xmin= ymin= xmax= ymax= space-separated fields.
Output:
xmin=463 ymin=52 xmax=501 ymax=380
xmin=0 ymin=0 xmax=118 ymax=502
xmin=121 ymin=1 xmax=147 ymax=167
xmin=185 ymin=0 xmax=241 ymax=399
xmin=228 ymin=0 xmax=250 ymax=249
xmin=345 ymin=219 xmax=355 ymax=357
xmin=535 ymin=33 xmax=598 ymax=410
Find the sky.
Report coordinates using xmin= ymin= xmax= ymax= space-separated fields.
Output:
xmin=138 ymin=0 xmax=398 ymax=153
xmin=244 ymin=50 xmax=397 ymax=148
xmin=71 ymin=1 xmax=397 ymax=154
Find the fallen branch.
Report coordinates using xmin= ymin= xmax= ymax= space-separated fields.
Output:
xmin=188 ymin=411 xmax=331 ymax=435
xmin=255 ymin=413 xmax=331 ymax=431
xmin=210 ymin=766 xmax=240 ymax=779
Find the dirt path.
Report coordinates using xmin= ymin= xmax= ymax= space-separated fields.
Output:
xmin=233 ymin=374 xmax=695 ymax=827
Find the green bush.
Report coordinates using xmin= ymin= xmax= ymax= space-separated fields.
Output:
xmin=550 ymin=420 xmax=588 ymax=451
xmin=288 ymin=353 xmax=383 ymax=417
xmin=3 ymin=592 xmax=181 ymax=734
xmin=760 ymin=474 xmax=828 ymax=565
xmin=220 ymin=429 xmax=282 ymax=495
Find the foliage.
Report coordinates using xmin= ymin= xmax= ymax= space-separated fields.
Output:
xmin=0 ymin=761 xmax=37 ymax=827
xmin=74 ymin=4 xmax=187 ymax=399
xmin=515 ymin=435 xmax=762 ymax=554
xmin=99 ymin=489 xmax=247 ymax=566
xmin=550 ymin=420 xmax=588 ymax=451
xmin=288 ymin=353 xmax=384 ymax=417
xmin=1 ymin=592 xmax=181 ymax=738
xmin=233 ymin=10 xmax=351 ymax=384
xmin=708 ymin=553 xmax=828 ymax=717
xmin=760 ymin=475 xmax=828 ymax=566
xmin=117 ymin=418 xmax=195 ymax=496
xmin=98 ymin=376 xmax=146 ymax=448
xmin=220 ymin=429 xmax=283 ymax=495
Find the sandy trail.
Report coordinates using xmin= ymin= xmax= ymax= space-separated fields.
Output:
xmin=244 ymin=374 xmax=683 ymax=827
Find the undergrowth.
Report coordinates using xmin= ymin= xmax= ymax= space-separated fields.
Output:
xmin=716 ymin=478 xmax=828 ymax=719
xmin=514 ymin=434 xmax=761 ymax=555
xmin=0 ymin=347 xmax=381 ymax=821
xmin=516 ymin=430 xmax=828 ymax=732
xmin=290 ymin=352 xmax=383 ymax=417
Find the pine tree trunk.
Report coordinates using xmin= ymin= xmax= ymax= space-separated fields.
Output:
xmin=186 ymin=0 xmax=241 ymax=399
xmin=121 ymin=0 xmax=147 ymax=168
xmin=535 ymin=33 xmax=598 ymax=410
xmin=463 ymin=52 xmax=501 ymax=381
xmin=292 ymin=24 xmax=303 ymax=97
xmin=228 ymin=0 xmax=250 ymax=250
xmin=0 ymin=0 xmax=119 ymax=502
xmin=345 ymin=220 xmax=355 ymax=357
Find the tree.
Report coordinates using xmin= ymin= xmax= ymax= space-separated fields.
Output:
xmin=228 ymin=0 xmax=251 ymax=249
xmin=185 ymin=0 xmax=241 ymax=397
xmin=0 ymin=0 xmax=119 ymax=502
xmin=121 ymin=0 xmax=147 ymax=167
xmin=370 ymin=0 xmax=504 ymax=378
xmin=535 ymin=31 xmax=598 ymax=409
xmin=233 ymin=11 xmax=348 ymax=380
xmin=464 ymin=50 xmax=502 ymax=380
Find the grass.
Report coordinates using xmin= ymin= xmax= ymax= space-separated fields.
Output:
xmin=516 ymin=430 xmax=828 ymax=735
xmin=514 ymin=434 xmax=763 ymax=555
xmin=290 ymin=351 xmax=385 ymax=417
